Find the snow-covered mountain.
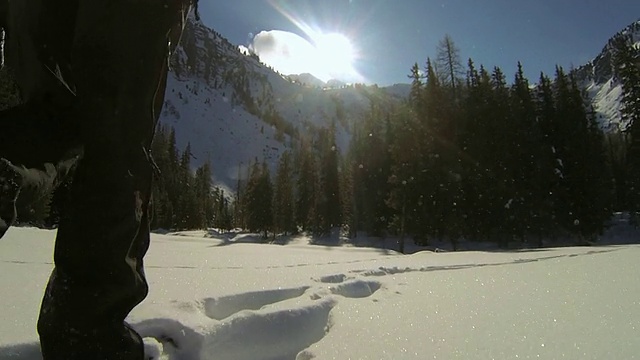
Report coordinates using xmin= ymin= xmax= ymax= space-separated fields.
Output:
xmin=160 ymin=16 xmax=410 ymax=191
xmin=162 ymin=16 xmax=637 ymax=191
xmin=286 ymin=74 xmax=348 ymax=89
xmin=286 ymin=73 xmax=327 ymax=88
xmin=574 ymin=20 xmax=640 ymax=131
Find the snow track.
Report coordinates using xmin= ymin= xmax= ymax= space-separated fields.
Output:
xmin=200 ymin=298 xmax=336 ymax=360
xmin=2 ymin=227 xmax=640 ymax=360
xmin=138 ymin=276 xmax=384 ymax=360
xmin=203 ymin=286 xmax=310 ymax=320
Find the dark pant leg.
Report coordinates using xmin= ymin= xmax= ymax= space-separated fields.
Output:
xmin=37 ymin=1 xmax=189 ymax=359
xmin=0 ymin=97 xmax=79 ymax=237
xmin=38 ymin=146 xmax=152 ymax=360
xmin=0 ymin=0 xmax=81 ymax=230
xmin=0 ymin=100 xmax=77 ymax=167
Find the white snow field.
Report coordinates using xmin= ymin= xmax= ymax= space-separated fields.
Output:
xmin=1 ymin=226 xmax=639 ymax=360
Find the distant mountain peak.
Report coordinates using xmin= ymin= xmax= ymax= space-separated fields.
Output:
xmin=573 ymin=19 xmax=640 ymax=131
xmin=286 ymin=73 xmax=326 ymax=88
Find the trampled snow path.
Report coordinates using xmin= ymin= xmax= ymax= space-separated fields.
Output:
xmin=137 ymin=278 xmax=381 ymax=360
xmin=1 ymin=227 xmax=639 ymax=359
xmin=134 ymin=248 xmax=622 ymax=360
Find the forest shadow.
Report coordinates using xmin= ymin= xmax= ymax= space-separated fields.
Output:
xmin=419 ymin=248 xmax=623 ymax=274
xmin=208 ymin=231 xmax=398 ymax=256
xmin=477 ymin=246 xmax=556 ymax=254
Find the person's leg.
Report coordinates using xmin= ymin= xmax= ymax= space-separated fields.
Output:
xmin=38 ymin=145 xmax=153 ymax=360
xmin=37 ymin=1 xmax=191 ymax=358
xmin=0 ymin=99 xmax=80 ymax=238
xmin=0 ymin=0 xmax=80 ymax=238
xmin=2 ymin=0 xmax=77 ymax=104
xmin=0 ymin=99 xmax=79 ymax=165
xmin=0 ymin=90 xmax=81 ymax=236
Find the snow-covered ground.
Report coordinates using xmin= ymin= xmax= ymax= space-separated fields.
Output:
xmin=1 ymin=224 xmax=639 ymax=359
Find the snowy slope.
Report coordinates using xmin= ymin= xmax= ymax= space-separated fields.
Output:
xmin=160 ymin=17 xmax=409 ymax=190
xmin=162 ymin=16 xmax=640 ymax=190
xmin=574 ymin=20 xmax=640 ymax=131
xmin=1 ymin=221 xmax=639 ymax=359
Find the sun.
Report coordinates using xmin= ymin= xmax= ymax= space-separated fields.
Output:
xmin=315 ymin=33 xmax=356 ymax=68
xmin=263 ymin=1 xmax=364 ymax=83
xmin=310 ymin=32 xmax=357 ymax=82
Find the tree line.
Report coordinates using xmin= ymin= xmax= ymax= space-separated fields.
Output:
xmin=149 ymin=125 xmax=232 ymax=231
xmin=234 ymin=123 xmax=341 ymax=238
xmin=611 ymin=30 xmax=640 ymax=222
xmin=1 ymin=32 xmax=638 ymax=251
xmin=236 ymin=34 xmax=640 ymax=251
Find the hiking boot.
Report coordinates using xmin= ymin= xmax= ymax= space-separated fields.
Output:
xmin=0 ymin=158 xmax=23 ymax=238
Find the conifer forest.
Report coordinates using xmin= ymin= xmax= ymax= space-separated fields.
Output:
xmin=1 ymin=32 xmax=639 ymax=252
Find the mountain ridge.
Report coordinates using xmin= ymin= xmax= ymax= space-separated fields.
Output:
xmin=160 ymin=17 xmax=409 ymax=191
xmin=161 ymin=17 xmax=638 ymax=191
xmin=573 ymin=19 xmax=640 ymax=131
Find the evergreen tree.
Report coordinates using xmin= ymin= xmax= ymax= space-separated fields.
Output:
xmin=175 ymin=143 xmax=198 ymax=229
xmin=509 ymin=63 xmax=555 ymax=244
xmin=149 ymin=130 xmax=215 ymax=231
xmin=317 ymin=123 xmax=341 ymax=234
xmin=408 ymin=62 xmax=424 ymax=109
xmin=168 ymin=128 xmax=179 ymax=174
xmin=612 ymin=34 xmax=640 ymax=221
xmin=570 ymin=76 xmax=613 ymax=238
xmin=606 ymin=131 xmax=631 ymax=211
xmin=488 ymin=66 xmax=514 ymax=246
xmin=351 ymin=105 xmax=391 ymax=237
xmin=273 ymin=151 xmax=295 ymax=234
xmin=423 ymin=57 xmax=461 ymax=248
xmin=210 ymin=187 xmax=232 ymax=231
xmin=339 ymin=150 xmax=356 ymax=238
xmin=234 ymin=162 xmax=246 ymax=229
xmin=165 ymin=128 xmax=181 ymax=228
xmin=535 ymin=72 xmax=565 ymax=239
xmin=459 ymin=64 xmax=496 ymax=242
xmin=386 ymin=105 xmax=421 ymax=252
xmin=435 ymin=34 xmax=464 ymax=100
xmin=244 ymin=159 xmax=273 ymax=238
xmin=550 ymin=67 xmax=612 ymax=240
xmin=345 ymin=120 xmax=362 ymax=236
xmin=244 ymin=160 xmax=261 ymax=233
xmin=258 ymin=161 xmax=274 ymax=238
xmin=194 ymin=160 xmax=215 ymax=228
xmin=612 ymin=35 xmax=640 ymax=133
xmin=294 ymin=137 xmax=317 ymax=231
xmin=150 ymin=125 xmax=174 ymax=229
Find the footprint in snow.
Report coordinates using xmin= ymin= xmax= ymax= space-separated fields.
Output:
xmin=137 ymin=276 xmax=382 ymax=360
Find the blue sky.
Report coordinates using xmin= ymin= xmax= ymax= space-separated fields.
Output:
xmin=199 ymin=0 xmax=640 ymax=86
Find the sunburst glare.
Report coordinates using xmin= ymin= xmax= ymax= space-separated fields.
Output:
xmin=249 ymin=0 xmax=364 ymax=83
xmin=311 ymin=33 xmax=357 ymax=81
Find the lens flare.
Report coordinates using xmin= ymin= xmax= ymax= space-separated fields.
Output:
xmin=266 ymin=0 xmax=364 ymax=83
